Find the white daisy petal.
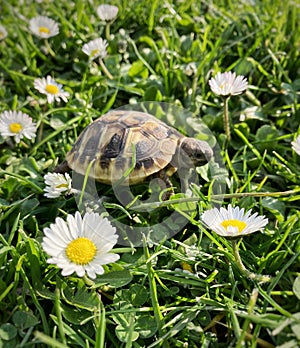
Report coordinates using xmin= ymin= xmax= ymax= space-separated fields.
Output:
xmin=82 ymin=38 xmax=108 ymax=60
xmin=86 ymin=269 xmax=97 ymax=279
xmin=73 ymin=265 xmax=86 ymax=278
xmin=84 ymin=213 xmax=116 ymax=241
xmin=94 ymin=253 xmax=120 ymax=264
xmin=292 ymin=135 xmax=300 ymax=156
xmin=202 ymin=204 xmax=268 ymax=238
xmin=47 ymin=218 xmax=77 ymax=246
xmin=97 ymin=4 xmax=119 ymax=22
xmin=42 ymin=211 xmax=119 ymax=279
xmin=61 ymin=266 xmax=77 ymax=277
xmin=209 ymin=71 xmax=248 ymax=97
xmin=0 ymin=110 xmax=36 ymax=143
xmin=29 ymin=15 xmax=59 ymax=39
xmin=95 ymin=238 xmax=119 ymax=254
xmin=42 ymin=233 xmax=67 ymax=250
xmin=65 ymin=212 xmax=79 ymax=239
xmin=34 ymin=76 xmax=70 ymax=103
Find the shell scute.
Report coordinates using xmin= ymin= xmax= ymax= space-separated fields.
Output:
xmin=102 ymin=133 xmax=122 ymax=158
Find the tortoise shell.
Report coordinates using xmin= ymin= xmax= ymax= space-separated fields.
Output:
xmin=63 ymin=110 xmax=212 ymax=185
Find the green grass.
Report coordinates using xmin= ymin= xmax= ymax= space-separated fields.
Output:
xmin=1 ymin=0 xmax=300 ymax=347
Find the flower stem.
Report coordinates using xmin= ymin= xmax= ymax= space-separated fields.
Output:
xmin=231 ymin=239 xmax=246 ymax=271
xmin=143 ymin=237 xmax=164 ymax=336
xmin=99 ymin=58 xmax=113 ymax=80
xmin=82 ymin=274 xmax=95 ymax=286
xmin=231 ymin=239 xmax=271 ymax=283
xmin=223 ymin=96 xmax=231 ymax=141
xmin=105 ymin=23 xmax=111 ymax=41
xmin=44 ymin=39 xmax=56 ymax=57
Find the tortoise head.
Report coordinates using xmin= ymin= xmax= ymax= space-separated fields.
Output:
xmin=175 ymin=137 xmax=213 ymax=168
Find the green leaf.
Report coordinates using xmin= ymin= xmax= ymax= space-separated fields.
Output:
xmin=0 ymin=246 xmax=12 ymax=256
xmin=293 ymin=276 xmax=300 ymax=300
xmin=19 ymin=157 xmax=41 ymax=175
xmin=49 ymin=315 xmax=86 ymax=347
xmin=170 ymin=193 xmax=197 ymax=218
xmin=291 ymin=313 xmax=300 ymax=340
xmin=0 ymin=198 xmax=10 ymax=207
xmin=255 ymin=125 xmax=280 ymax=151
xmin=61 ymin=304 xmax=91 ymax=325
xmin=262 ymin=197 xmax=285 ymax=223
xmin=115 ymin=322 xmax=139 ymax=343
xmin=25 ymin=237 xmax=42 ymax=288
xmin=114 ymin=285 xmax=148 ymax=307
xmin=234 ymin=122 xmax=250 ymax=138
xmin=12 ymin=311 xmax=39 ymax=330
xmin=0 ymin=324 xmax=17 ymax=341
xmin=112 ymin=298 xmax=139 ymax=343
xmin=20 ymin=198 xmax=40 ymax=216
xmin=136 ymin=315 xmax=157 ymax=338
xmin=143 ymin=85 xmax=163 ymax=101
xmin=128 ymin=60 xmax=149 ymax=79
xmin=129 ymin=284 xmax=148 ymax=306
xmin=50 ymin=114 xmax=69 ymax=130
xmin=94 ymin=269 xmax=133 ymax=288
xmin=62 ymin=282 xmax=100 ymax=310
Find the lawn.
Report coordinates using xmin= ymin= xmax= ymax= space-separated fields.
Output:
xmin=0 ymin=0 xmax=300 ymax=347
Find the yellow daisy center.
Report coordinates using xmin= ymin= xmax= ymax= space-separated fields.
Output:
xmin=91 ymin=49 xmax=100 ymax=57
xmin=221 ymin=219 xmax=247 ymax=233
xmin=56 ymin=183 xmax=68 ymax=189
xmin=0 ymin=31 xmax=3 ymax=38
xmin=66 ymin=237 xmax=97 ymax=265
xmin=38 ymin=26 xmax=50 ymax=34
xmin=9 ymin=122 xmax=23 ymax=133
xmin=220 ymin=82 xmax=228 ymax=90
xmin=181 ymin=262 xmax=193 ymax=273
xmin=45 ymin=84 xmax=59 ymax=95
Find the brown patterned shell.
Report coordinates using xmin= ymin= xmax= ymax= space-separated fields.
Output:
xmin=66 ymin=110 xmax=184 ymax=184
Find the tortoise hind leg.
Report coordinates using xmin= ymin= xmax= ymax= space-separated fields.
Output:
xmin=149 ymin=170 xmax=174 ymax=201
xmin=53 ymin=160 xmax=70 ymax=174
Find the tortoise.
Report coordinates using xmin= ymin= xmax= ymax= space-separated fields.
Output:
xmin=54 ymin=110 xmax=213 ymax=187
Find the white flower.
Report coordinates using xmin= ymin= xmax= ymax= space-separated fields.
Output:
xmin=34 ymin=76 xmax=70 ymax=103
xmin=97 ymin=4 xmax=119 ymax=22
xmin=201 ymin=204 xmax=268 ymax=237
xmin=29 ymin=15 xmax=59 ymax=38
xmin=42 ymin=211 xmax=120 ymax=279
xmin=0 ymin=110 xmax=36 ymax=143
xmin=291 ymin=135 xmax=300 ymax=156
xmin=174 ymin=268 xmax=194 ymax=276
xmin=82 ymin=38 xmax=108 ymax=60
xmin=44 ymin=172 xmax=72 ymax=198
xmin=209 ymin=71 xmax=248 ymax=97
xmin=0 ymin=25 xmax=8 ymax=40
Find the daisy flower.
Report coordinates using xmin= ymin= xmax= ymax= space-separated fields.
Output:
xmin=44 ymin=172 xmax=72 ymax=198
xmin=97 ymin=4 xmax=119 ymax=22
xmin=29 ymin=15 xmax=59 ymax=39
xmin=34 ymin=76 xmax=70 ymax=103
xmin=201 ymin=204 xmax=268 ymax=238
xmin=291 ymin=135 xmax=300 ymax=156
xmin=0 ymin=110 xmax=36 ymax=143
xmin=82 ymin=38 xmax=108 ymax=60
xmin=209 ymin=71 xmax=248 ymax=97
xmin=0 ymin=25 xmax=8 ymax=40
xmin=42 ymin=211 xmax=120 ymax=279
